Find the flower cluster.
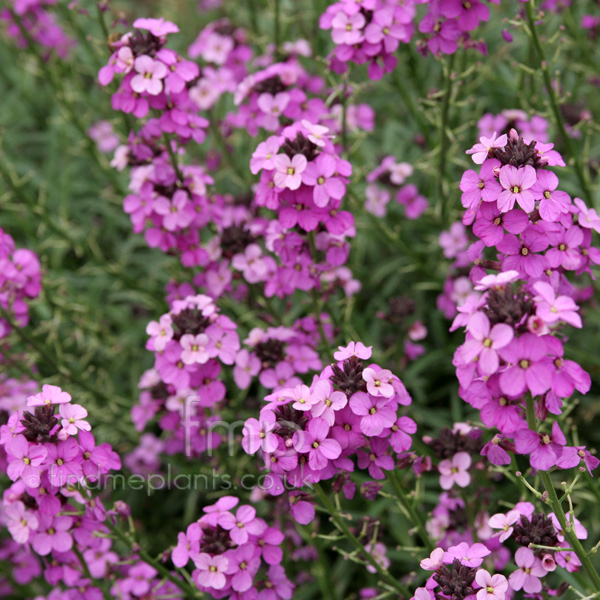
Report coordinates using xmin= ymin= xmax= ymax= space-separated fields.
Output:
xmin=0 ymin=226 xmax=42 ymax=344
xmin=131 ymin=293 xmax=239 ymax=460
xmin=319 ymin=0 xmax=491 ymax=79
xmin=171 ymin=495 xmax=293 ymax=597
xmin=0 ymin=384 xmax=124 ymax=597
xmin=449 ymin=128 xmax=599 ymax=472
xmin=1 ymin=0 xmax=74 ymax=58
xmin=365 ymin=155 xmax=428 ymax=218
xmin=242 ymin=342 xmax=416 ymax=518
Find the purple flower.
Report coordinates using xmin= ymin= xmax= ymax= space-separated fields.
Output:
xmin=357 ymin=437 xmax=394 ymax=479
xmin=497 ymin=165 xmax=537 ymax=212
xmin=513 ymin=421 xmax=566 ymax=470
xmin=225 ymin=543 xmax=261 ymax=592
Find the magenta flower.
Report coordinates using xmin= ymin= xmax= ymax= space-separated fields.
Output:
xmin=557 ymin=446 xmax=600 ymax=474
xmin=497 ymin=228 xmax=549 ymax=279
xmin=462 ymin=312 xmax=513 ymax=375
xmin=289 ymin=491 xmax=316 ymax=525
xmin=460 ymin=159 xmax=502 ymax=214
xmin=193 ymin=553 xmax=229 ymax=590
xmin=466 ymin=132 xmax=507 ymax=164
xmin=497 ymin=165 xmax=537 ymax=212
xmin=27 ymin=384 xmax=71 ymax=407
xmin=349 ymin=392 xmax=396 ymax=436
xmin=242 ymin=417 xmax=278 ymax=455
xmin=357 ymin=437 xmax=394 ymax=479
xmin=250 ymin=136 xmax=282 ymax=174
xmin=438 ymin=451 xmax=471 ymax=490
xmin=364 ymin=7 xmax=407 ymax=52
xmin=531 ymin=169 xmax=571 ymax=221
xmin=475 ymin=570 xmax=508 ymax=600
xmin=302 ymin=154 xmax=346 ymax=208
xmin=498 ymin=334 xmax=553 ymax=397
xmin=31 ymin=514 xmax=73 ymax=556
xmin=300 ymin=417 xmax=342 ymax=470
xmin=508 ymin=547 xmax=546 ymax=593
xmin=45 ymin=437 xmax=83 ymax=487
xmin=153 ymin=190 xmax=194 ymax=231
xmin=389 ymin=416 xmax=417 ymax=453
xmin=130 ymin=55 xmax=168 ymax=96
xmin=545 ymin=225 xmax=583 ymax=270
xmin=574 ymin=197 xmax=600 ymax=233
xmin=473 ymin=203 xmax=528 ymax=247
xmin=273 ymin=154 xmax=307 ymax=190
xmin=514 ymin=421 xmax=566 ymax=471
xmin=219 ymin=505 xmax=263 ymax=545
xmin=7 ymin=434 xmax=47 ymax=486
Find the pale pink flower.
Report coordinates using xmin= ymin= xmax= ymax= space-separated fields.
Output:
xmin=59 ymin=403 xmax=91 ymax=438
xmin=438 ymin=452 xmax=471 ymax=490
xmin=180 ymin=333 xmax=211 ymax=365
xmin=27 ymin=384 xmax=71 ymax=407
xmin=466 ymin=132 xmax=507 ymax=164
xmin=131 ymin=55 xmax=168 ymax=96
xmin=488 ymin=510 xmax=520 ymax=542
xmin=273 ymin=154 xmax=307 ymax=190
xmin=362 ymin=367 xmax=394 ymax=397
xmin=475 ymin=570 xmax=508 ymax=600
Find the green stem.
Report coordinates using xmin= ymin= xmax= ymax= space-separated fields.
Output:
xmin=524 ymin=0 xmax=594 ymax=207
xmin=314 ymin=483 xmax=411 ymax=596
xmin=163 ymin=132 xmax=185 ymax=182
xmin=524 ymin=398 xmax=600 ymax=591
xmin=387 ymin=470 xmax=434 ymax=552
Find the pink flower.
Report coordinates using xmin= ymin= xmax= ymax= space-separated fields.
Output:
xmin=488 ymin=509 xmax=520 ymax=542
xmin=497 ymin=165 xmax=537 ymax=212
xmin=574 ymin=197 xmax=600 ymax=233
xmin=193 ymin=553 xmax=229 ymax=590
xmin=533 ymin=281 xmax=582 ymax=328
xmin=219 ymin=505 xmax=263 ymax=545
xmin=438 ymin=451 xmax=471 ymax=490
xmin=389 ymin=416 xmax=417 ymax=453
xmin=462 ymin=312 xmax=513 ymax=375
xmin=514 ymin=421 xmax=566 ymax=471
xmin=27 ymin=384 xmax=71 ymax=407
xmin=301 ymin=120 xmax=332 ymax=148
xmin=250 ymin=136 xmax=282 ymax=174
xmin=331 ymin=11 xmax=366 ymax=45
xmin=58 ymin=403 xmax=91 ymax=438
xmin=333 ymin=341 xmax=372 ymax=361
xmin=242 ymin=417 xmax=278 ymax=455
xmin=133 ymin=17 xmax=179 ymax=36
xmin=6 ymin=434 xmax=47 ymax=486
xmin=302 ymin=154 xmax=346 ymax=208
xmin=497 ymin=228 xmax=549 ymax=279
xmin=362 ymin=367 xmax=394 ymax=397
xmin=130 ymin=55 xmax=168 ymax=96
xmin=466 ymin=132 xmax=507 ymax=164
xmin=273 ymin=154 xmax=307 ymax=190
xmin=498 ymin=334 xmax=553 ymax=397
xmin=310 ymin=380 xmax=347 ymax=425
xmin=460 ymin=159 xmax=502 ymax=213
xmin=349 ymin=392 xmax=396 ymax=436
xmin=420 ymin=547 xmax=445 ymax=571
xmin=508 ymin=547 xmax=546 ymax=593
xmin=5 ymin=501 xmax=38 ymax=544
xmin=146 ymin=314 xmax=174 ymax=352
xmin=445 ymin=542 xmax=490 ymax=567
xmin=299 ymin=417 xmax=342 ymax=470
xmin=180 ymin=333 xmax=211 ymax=365
xmin=474 ymin=270 xmax=520 ymax=291
xmin=531 ymin=170 xmax=571 ymax=221
xmin=32 ymin=514 xmax=73 ymax=556
xmin=475 ymin=570 xmax=508 ymax=600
